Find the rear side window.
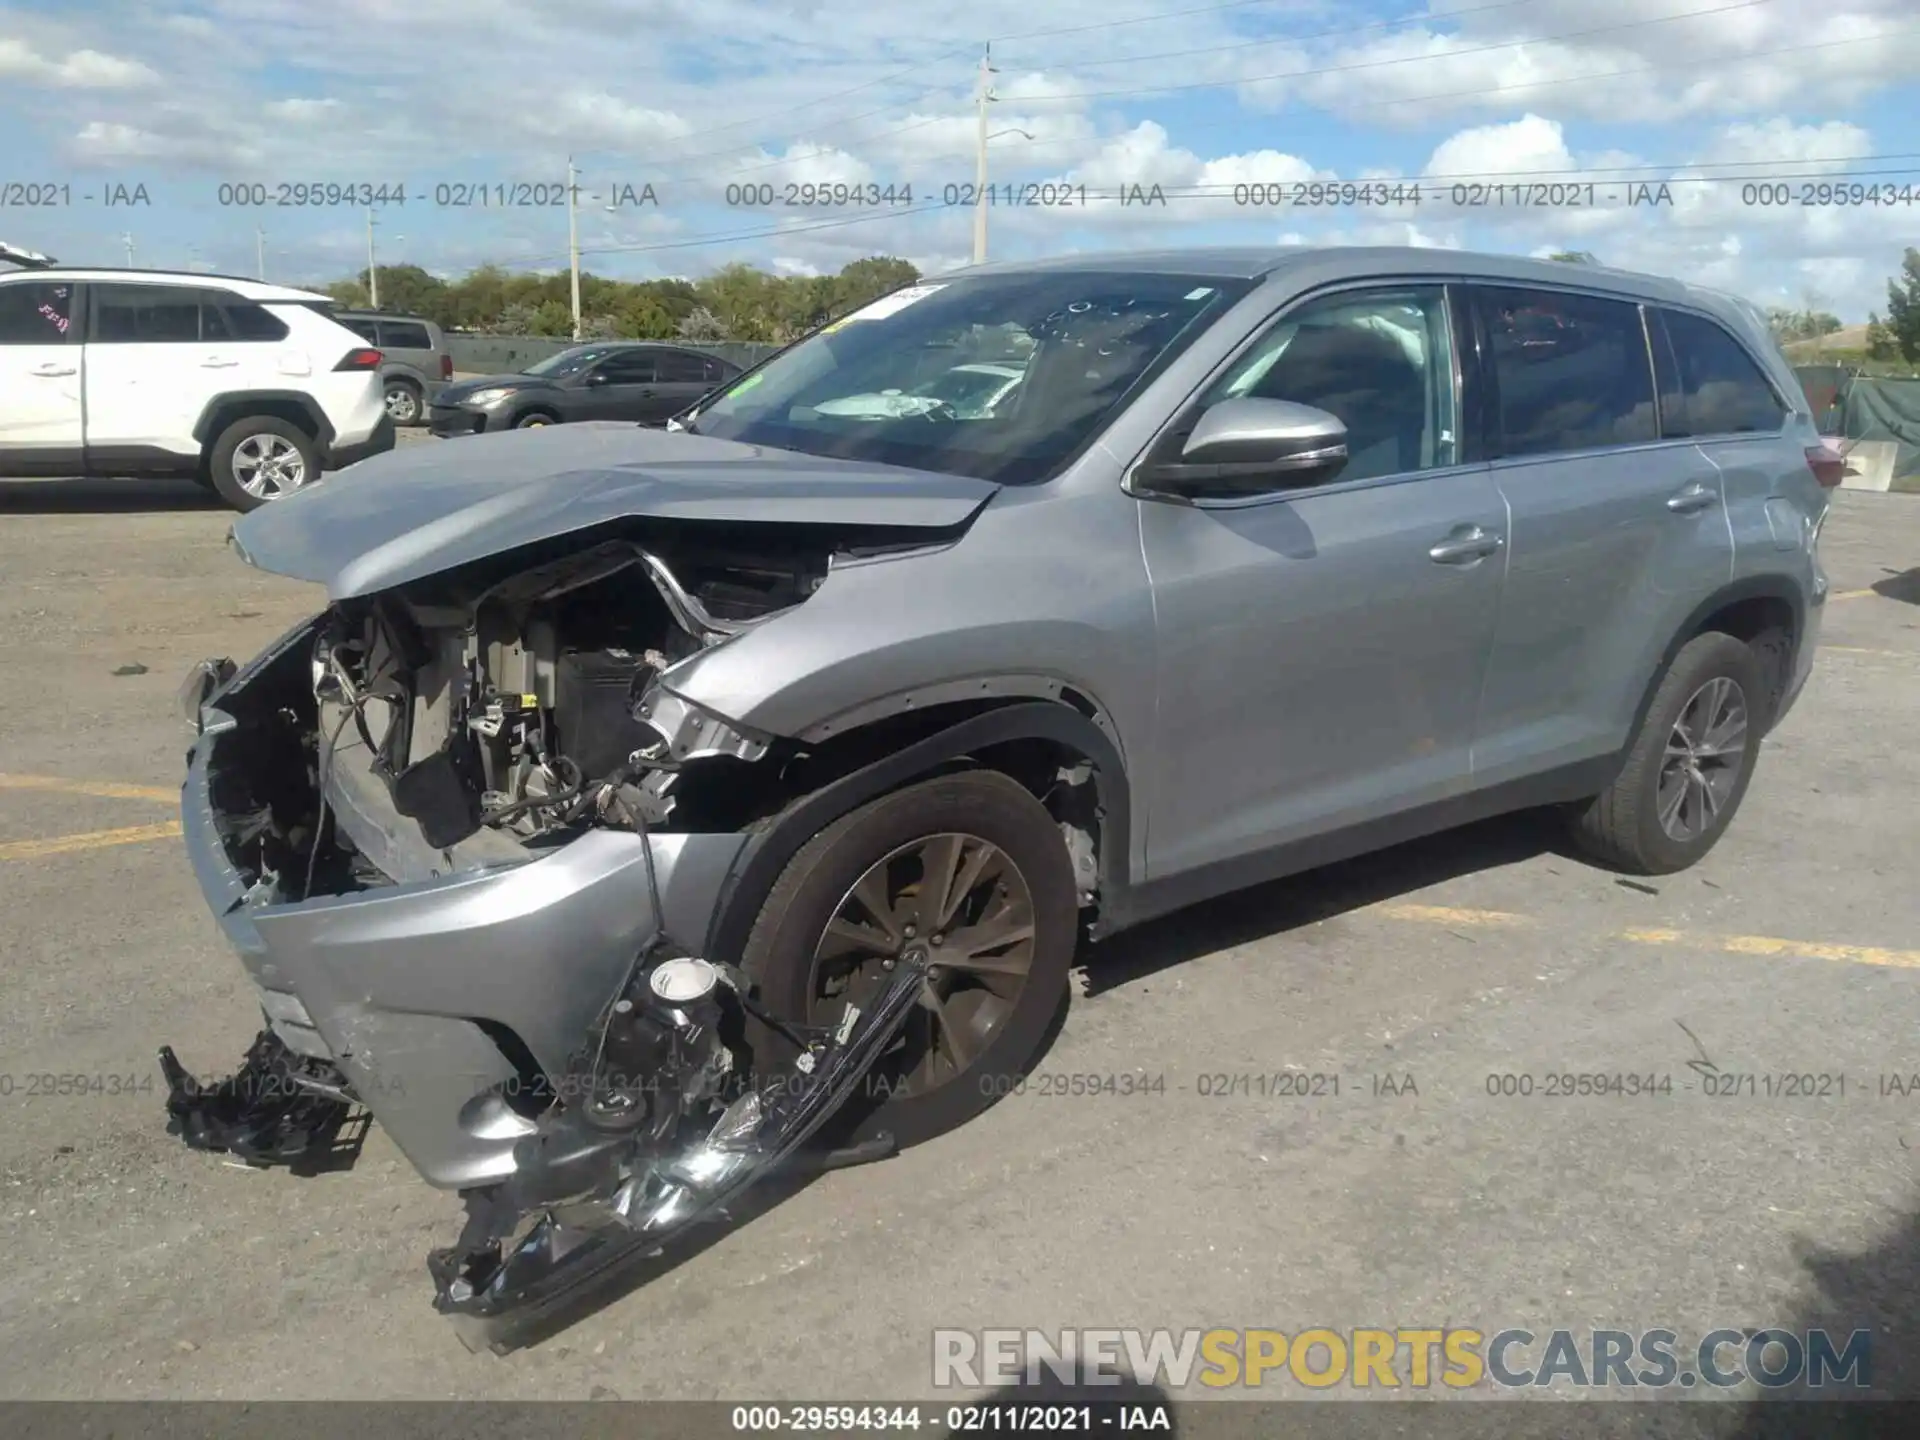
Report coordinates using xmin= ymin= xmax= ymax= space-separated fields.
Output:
xmin=1653 ymin=308 xmax=1787 ymax=436
xmin=92 ymin=283 xmax=203 ymax=342
xmin=0 ymin=281 xmax=75 ymax=344
xmin=1473 ymin=286 xmax=1657 ymax=458
xmin=202 ymin=291 xmax=290 ymax=342
xmin=339 ymin=316 xmax=379 ymax=342
xmin=378 ymin=320 xmax=433 ymax=349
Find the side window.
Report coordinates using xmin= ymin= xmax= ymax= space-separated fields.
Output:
xmin=378 ymin=320 xmax=433 ymax=350
xmin=91 ymin=284 xmax=203 ymax=343
xmin=701 ymin=357 xmax=728 ymax=383
xmin=1656 ymin=308 xmax=1787 ymax=437
xmin=0 ymin=282 xmax=75 ymax=344
xmin=1200 ymin=285 xmax=1457 ymax=482
xmin=340 ymin=317 xmax=379 ymax=343
xmin=657 ymin=350 xmax=711 ymax=383
xmin=595 ymin=350 xmax=658 ymax=383
xmin=1474 ymin=286 xmax=1656 ymax=457
xmin=217 ymin=296 xmax=291 ymax=342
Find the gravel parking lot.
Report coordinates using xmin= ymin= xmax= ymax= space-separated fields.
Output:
xmin=1 ymin=455 xmax=1917 ymax=1407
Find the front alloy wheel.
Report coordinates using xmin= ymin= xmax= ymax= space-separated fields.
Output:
xmin=739 ymin=770 xmax=1079 ymax=1150
xmin=811 ymin=833 xmax=1037 ymax=1099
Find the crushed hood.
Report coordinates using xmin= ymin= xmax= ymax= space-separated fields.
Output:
xmin=230 ymin=422 xmax=1001 ymax=599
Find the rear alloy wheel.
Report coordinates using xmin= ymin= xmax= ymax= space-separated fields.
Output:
xmin=205 ymin=416 xmax=321 ymax=512
xmin=1568 ymin=631 xmax=1764 ymax=874
xmin=384 ymin=380 xmax=422 ymax=425
xmin=741 ymin=771 xmax=1078 ymax=1150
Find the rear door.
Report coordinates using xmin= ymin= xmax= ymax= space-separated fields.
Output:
xmin=652 ymin=348 xmax=723 ymax=422
xmin=574 ymin=347 xmax=660 ymax=420
xmin=80 ymin=282 xmax=220 ymax=461
xmin=1466 ymin=283 xmax=1733 ymax=786
xmin=374 ymin=318 xmax=436 ymax=386
xmin=0 ymin=277 xmax=84 ymax=473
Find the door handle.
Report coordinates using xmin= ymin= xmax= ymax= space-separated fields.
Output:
xmin=1666 ymin=482 xmax=1717 ymax=514
xmin=1428 ymin=526 xmax=1503 ymax=564
xmin=199 ymin=356 xmax=238 ymax=368
xmin=31 ymin=363 xmax=78 ymax=377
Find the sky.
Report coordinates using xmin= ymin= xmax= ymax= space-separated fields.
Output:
xmin=3 ymin=0 xmax=1919 ymax=319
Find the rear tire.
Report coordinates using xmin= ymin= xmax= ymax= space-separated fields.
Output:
xmin=383 ymin=379 xmax=423 ymax=425
xmin=1567 ymin=631 xmax=1764 ymax=874
xmin=205 ymin=416 xmax=321 ymax=512
xmin=739 ymin=770 xmax=1079 ymax=1151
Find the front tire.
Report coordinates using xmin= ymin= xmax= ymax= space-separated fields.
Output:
xmin=205 ymin=416 xmax=321 ymax=512
xmin=1568 ymin=631 xmax=1765 ymax=874
xmin=513 ymin=410 xmax=557 ymax=429
xmin=740 ymin=770 xmax=1079 ymax=1151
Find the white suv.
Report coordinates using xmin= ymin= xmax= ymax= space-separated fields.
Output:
xmin=0 ymin=266 xmax=393 ymax=510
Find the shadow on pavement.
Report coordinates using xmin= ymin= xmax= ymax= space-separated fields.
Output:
xmin=0 ymin=477 xmax=224 ymax=513
xmin=1083 ymin=808 xmax=1566 ymax=998
xmin=1869 ymin=567 xmax=1920 ymax=606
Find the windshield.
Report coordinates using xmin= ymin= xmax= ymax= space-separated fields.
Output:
xmin=523 ymin=345 xmax=618 ymax=378
xmin=688 ymin=272 xmax=1251 ymax=484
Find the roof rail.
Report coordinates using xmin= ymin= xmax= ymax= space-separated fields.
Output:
xmin=0 ymin=241 xmax=59 ymax=269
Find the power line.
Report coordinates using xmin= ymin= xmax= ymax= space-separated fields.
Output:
xmin=978 ymin=25 xmax=1907 ymax=161
xmin=632 ymin=0 xmax=1561 ymax=179
xmin=1016 ymin=0 xmax=1778 ymax=102
xmin=636 ymin=0 xmax=1778 ymax=184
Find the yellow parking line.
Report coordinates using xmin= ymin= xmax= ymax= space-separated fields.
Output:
xmin=1369 ymin=902 xmax=1920 ymax=971
xmin=1825 ymin=645 xmax=1909 ymax=658
xmin=0 ymin=821 xmax=183 ymax=862
xmin=1827 ymin=589 xmax=1875 ymax=602
xmin=0 ymin=774 xmax=176 ymax=803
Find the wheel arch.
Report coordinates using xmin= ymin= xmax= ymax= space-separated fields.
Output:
xmin=1626 ymin=574 xmax=1804 ymax=755
xmin=192 ymin=392 xmax=335 ymax=450
xmin=699 ymin=699 xmax=1133 ymax=966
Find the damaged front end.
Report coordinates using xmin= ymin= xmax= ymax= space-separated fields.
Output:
xmin=166 ymin=520 xmax=947 ymax=1338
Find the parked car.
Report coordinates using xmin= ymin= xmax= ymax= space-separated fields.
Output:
xmin=428 ymin=341 xmax=740 ymax=435
xmin=0 ymin=267 xmax=392 ymax=510
xmin=813 ymin=360 xmax=1026 ymax=420
xmin=166 ymin=247 xmax=1835 ymax=1337
xmin=327 ymin=309 xmax=452 ymax=426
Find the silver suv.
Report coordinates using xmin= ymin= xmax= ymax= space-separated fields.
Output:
xmin=167 ymin=247 xmax=1835 ymax=1334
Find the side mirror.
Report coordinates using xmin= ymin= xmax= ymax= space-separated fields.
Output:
xmin=1134 ymin=398 xmax=1349 ymax=497
xmin=583 ymin=371 xmax=610 ymax=387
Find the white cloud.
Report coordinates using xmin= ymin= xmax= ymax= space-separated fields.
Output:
xmin=1425 ymin=114 xmax=1574 ymax=181
xmin=0 ymin=38 xmax=157 ymax=88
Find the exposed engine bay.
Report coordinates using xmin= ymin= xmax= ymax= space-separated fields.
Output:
xmin=162 ymin=520 xmax=968 ymax=1346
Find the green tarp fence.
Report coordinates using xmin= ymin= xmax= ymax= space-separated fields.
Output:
xmin=1794 ymin=367 xmax=1920 ymax=481
xmin=1839 ymin=376 xmax=1920 ymax=481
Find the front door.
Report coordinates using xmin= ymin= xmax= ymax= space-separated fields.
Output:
xmin=575 ymin=348 xmax=660 ymax=421
xmin=1138 ymin=282 xmax=1508 ymax=881
xmin=0 ymin=278 xmax=84 ymax=472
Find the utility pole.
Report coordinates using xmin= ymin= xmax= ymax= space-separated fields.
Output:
xmin=365 ymin=208 xmax=380 ymax=308
xmin=972 ymin=45 xmax=995 ymax=265
xmin=122 ymin=232 xmax=134 ymax=267
xmin=567 ymin=156 xmax=582 ymax=341
xmin=256 ymin=226 xmax=266 ymax=281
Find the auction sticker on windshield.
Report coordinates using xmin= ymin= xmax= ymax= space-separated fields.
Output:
xmin=839 ymin=283 xmax=947 ymax=323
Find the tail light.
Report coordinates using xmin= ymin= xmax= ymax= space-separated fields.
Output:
xmin=334 ymin=347 xmax=383 ymax=371
xmin=1805 ymin=443 xmax=1848 ymax=489
xmin=440 ymin=353 xmax=453 ymax=380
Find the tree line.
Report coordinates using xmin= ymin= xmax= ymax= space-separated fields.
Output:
xmin=322 ymin=256 xmax=922 ymax=343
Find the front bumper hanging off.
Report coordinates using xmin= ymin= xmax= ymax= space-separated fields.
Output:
xmin=426 ymin=954 xmax=927 ymax=1340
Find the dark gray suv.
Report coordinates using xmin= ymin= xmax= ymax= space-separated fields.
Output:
xmin=330 ymin=309 xmax=452 ymax=425
xmin=427 ymin=341 xmax=740 ymax=434
xmin=170 ymin=246 xmax=1835 ymax=1333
